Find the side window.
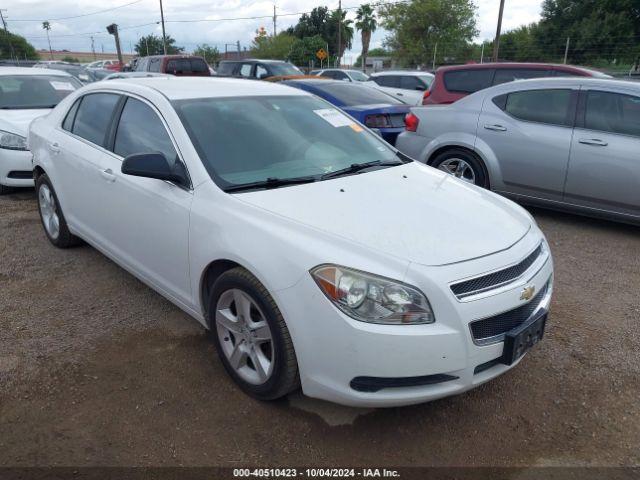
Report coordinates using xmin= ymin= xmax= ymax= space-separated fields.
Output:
xmin=584 ymin=90 xmax=640 ymax=137
xmin=320 ymin=71 xmax=335 ymax=79
xmin=444 ymin=69 xmax=494 ymax=93
xmin=502 ymin=89 xmax=573 ymax=126
xmin=62 ymin=98 xmax=81 ymax=132
xmin=334 ymin=71 xmax=348 ymax=80
xmin=148 ymin=58 xmax=161 ymax=72
xmin=400 ymin=76 xmax=425 ymax=90
xmin=256 ymin=65 xmax=268 ymax=79
xmin=114 ymin=97 xmax=178 ymax=165
xmin=72 ymin=93 xmax=121 ymax=146
xmin=239 ymin=63 xmax=253 ymax=77
xmin=493 ymin=68 xmax=553 ymax=86
xmin=376 ymin=76 xmax=400 ymax=88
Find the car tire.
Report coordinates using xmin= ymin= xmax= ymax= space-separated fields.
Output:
xmin=430 ymin=148 xmax=489 ymax=188
xmin=208 ymin=267 xmax=300 ymax=400
xmin=35 ymin=173 xmax=81 ymax=248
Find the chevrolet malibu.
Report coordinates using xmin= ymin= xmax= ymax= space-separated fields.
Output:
xmin=0 ymin=67 xmax=81 ymax=194
xmin=29 ymin=77 xmax=553 ymax=407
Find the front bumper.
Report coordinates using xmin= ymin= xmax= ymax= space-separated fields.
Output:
xmin=0 ymin=148 xmax=34 ymax=187
xmin=276 ymin=229 xmax=553 ymax=407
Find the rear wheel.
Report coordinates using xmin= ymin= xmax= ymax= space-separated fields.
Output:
xmin=431 ymin=149 xmax=489 ymax=188
xmin=36 ymin=174 xmax=81 ymax=248
xmin=208 ymin=267 xmax=300 ymax=400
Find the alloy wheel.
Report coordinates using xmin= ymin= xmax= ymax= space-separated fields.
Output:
xmin=215 ymin=288 xmax=274 ymax=385
xmin=437 ymin=158 xmax=477 ymax=184
xmin=38 ymin=184 xmax=60 ymax=240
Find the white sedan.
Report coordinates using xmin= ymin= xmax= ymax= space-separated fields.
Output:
xmin=0 ymin=67 xmax=82 ymax=194
xmin=29 ymin=77 xmax=553 ymax=407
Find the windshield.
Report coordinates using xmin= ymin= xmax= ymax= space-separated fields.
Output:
xmin=173 ymin=95 xmax=399 ymax=189
xmin=0 ymin=75 xmax=82 ymax=109
xmin=314 ymin=83 xmax=404 ymax=106
xmin=269 ymin=63 xmax=302 ymax=76
xmin=349 ymin=70 xmax=369 ymax=82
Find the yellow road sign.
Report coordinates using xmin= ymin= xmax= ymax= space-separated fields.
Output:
xmin=316 ymin=48 xmax=328 ymax=61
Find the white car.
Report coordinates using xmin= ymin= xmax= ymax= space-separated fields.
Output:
xmin=29 ymin=77 xmax=553 ymax=407
xmin=0 ymin=67 xmax=82 ymax=194
xmin=313 ymin=68 xmax=370 ymax=82
xmin=366 ymin=71 xmax=435 ymax=105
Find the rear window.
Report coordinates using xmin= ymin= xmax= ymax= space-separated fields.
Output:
xmin=166 ymin=58 xmax=208 ymax=73
xmin=443 ymin=69 xmax=493 ymax=94
xmin=72 ymin=93 xmax=121 ymax=146
xmin=492 ymin=68 xmax=553 ymax=86
xmin=503 ymin=89 xmax=573 ymax=126
xmin=314 ymin=83 xmax=404 ymax=106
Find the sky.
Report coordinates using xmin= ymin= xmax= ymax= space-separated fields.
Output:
xmin=5 ymin=0 xmax=543 ymax=62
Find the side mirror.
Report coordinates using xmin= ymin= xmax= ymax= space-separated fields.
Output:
xmin=121 ymin=152 xmax=189 ymax=187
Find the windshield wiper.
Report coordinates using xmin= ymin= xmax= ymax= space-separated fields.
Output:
xmin=223 ymin=176 xmax=317 ymax=193
xmin=320 ymin=159 xmax=403 ymax=180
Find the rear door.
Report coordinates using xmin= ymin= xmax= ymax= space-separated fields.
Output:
xmin=477 ymin=87 xmax=577 ymax=201
xmin=564 ymin=87 xmax=640 ymax=219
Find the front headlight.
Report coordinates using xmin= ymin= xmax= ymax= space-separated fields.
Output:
xmin=0 ymin=130 xmax=27 ymax=151
xmin=311 ymin=265 xmax=435 ymax=325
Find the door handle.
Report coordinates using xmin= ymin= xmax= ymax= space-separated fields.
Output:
xmin=579 ymin=138 xmax=608 ymax=147
xmin=49 ymin=142 xmax=60 ymax=154
xmin=100 ymin=168 xmax=116 ymax=183
xmin=484 ymin=124 xmax=507 ymax=132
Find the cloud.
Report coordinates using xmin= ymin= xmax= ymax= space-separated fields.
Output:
xmin=7 ymin=0 xmax=542 ymax=59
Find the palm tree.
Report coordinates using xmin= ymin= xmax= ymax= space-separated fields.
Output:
xmin=42 ymin=21 xmax=53 ymax=60
xmin=355 ymin=4 xmax=377 ymax=72
xmin=330 ymin=9 xmax=353 ymax=65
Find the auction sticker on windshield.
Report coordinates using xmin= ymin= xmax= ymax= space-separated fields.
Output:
xmin=50 ymin=81 xmax=76 ymax=91
xmin=314 ymin=108 xmax=353 ymax=128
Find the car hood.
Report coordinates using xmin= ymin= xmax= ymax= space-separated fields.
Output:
xmin=235 ymin=162 xmax=532 ymax=266
xmin=0 ymin=109 xmax=51 ymax=137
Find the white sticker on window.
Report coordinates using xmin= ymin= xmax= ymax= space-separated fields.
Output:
xmin=50 ymin=81 xmax=76 ymax=91
xmin=313 ymin=108 xmax=353 ymax=128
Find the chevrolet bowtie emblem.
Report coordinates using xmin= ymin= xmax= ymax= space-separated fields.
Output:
xmin=520 ymin=285 xmax=536 ymax=301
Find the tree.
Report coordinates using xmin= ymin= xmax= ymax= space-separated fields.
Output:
xmin=42 ymin=21 xmax=53 ymax=60
xmin=251 ymin=31 xmax=297 ymax=60
xmin=288 ymin=6 xmax=352 ymax=62
xmin=288 ymin=35 xmax=328 ymax=68
xmin=377 ymin=0 xmax=477 ymax=67
xmin=355 ymin=4 xmax=377 ymax=71
xmin=289 ymin=7 xmax=331 ymax=39
xmin=134 ymin=34 xmax=183 ymax=56
xmin=327 ymin=8 xmax=353 ymax=61
xmin=193 ymin=44 xmax=220 ymax=65
xmin=0 ymin=30 xmax=38 ymax=60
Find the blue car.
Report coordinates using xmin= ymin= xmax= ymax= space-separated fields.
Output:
xmin=281 ymin=79 xmax=410 ymax=145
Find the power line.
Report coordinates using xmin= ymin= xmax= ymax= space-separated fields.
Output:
xmin=9 ymin=0 xmax=145 ymax=22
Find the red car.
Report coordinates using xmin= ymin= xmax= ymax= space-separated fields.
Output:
xmin=423 ymin=62 xmax=610 ymax=105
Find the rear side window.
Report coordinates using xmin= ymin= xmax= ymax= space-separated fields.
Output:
xmin=584 ymin=90 xmax=640 ymax=137
xmin=62 ymin=98 xmax=81 ymax=131
xmin=444 ymin=69 xmax=493 ymax=93
xmin=114 ymin=97 xmax=178 ymax=164
xmin=239 ymin=64 xmax=253 ymax=77
xmin=373 ymin=75 xmax=400 ymax=88
xmin=217 ymin=62 xmax=235 ymax=75
xmin=72 ymin=93 xmax=121 ymax=146
xmin=502 ymin=89 xmax=573 ymax=126
xmin=492 ymin=68 xmax=553 ymax=86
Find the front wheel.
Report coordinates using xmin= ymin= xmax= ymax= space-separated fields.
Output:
xmin=431 ymin=149 xmax=489 ymax=188
xmin=36 ymin=174 xmax=81 ymax=248
xmin=208 ymin=267 xmax=300 ymax=400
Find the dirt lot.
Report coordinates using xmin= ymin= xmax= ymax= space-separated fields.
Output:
xmin=1 ymin=189 xmax=639 ymax=468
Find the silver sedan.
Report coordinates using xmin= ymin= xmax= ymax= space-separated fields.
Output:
xmin=396 ymin=77 xmax=640 ymax=225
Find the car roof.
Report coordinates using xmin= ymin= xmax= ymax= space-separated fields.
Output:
xmin=91 ymin=76 xmax=310 ymax=100
xmin=219 ymin=59 xmax=288 ymax=64
xmin=436 ymin=62 xmax=602 ymax=73
xmin=480 ymin=76 xmax=639 ymax=94
xmin=370 ymin=70 xmax=434 ymax=77
xmin=0 ymin=67 xmax=73 ymax=77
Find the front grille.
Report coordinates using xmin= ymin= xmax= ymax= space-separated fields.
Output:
xmin=451 ymin=244 xmax=543 ymax=299
xmin=389 ymin=114 xmax=406 ymax=128
xmin=470 ymin=281 xmax=548 ymax=344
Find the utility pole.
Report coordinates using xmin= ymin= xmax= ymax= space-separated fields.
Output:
xmin=480 ymin=42 xmax=485 ymax=63
xmin=91 ymin=36 xmax=96 ymax=60
xmin=337 ymin=0 xmax=342 ymax=68
xmin=432 ymin=42 xmax=437 ymax=71
xmin=106 ymin=24 xmax=124 ymax=67
xmin=237 ymin=40 xmax=240 ymax=57
xmin=563 ymin=37 xmax=570 ymax=64
xmin=273 ymin=4 xmax=277 ymax=36
xmin=159 ymin=0 xmax=167 ymax=54
xmin=492 ymin=0 xmax=505 ymax=62
xmin=0 ymin=9 xmax=15 ymax=61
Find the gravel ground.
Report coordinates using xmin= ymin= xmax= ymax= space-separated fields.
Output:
xmin=1 ymin=189 xmax=639 ymax=467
